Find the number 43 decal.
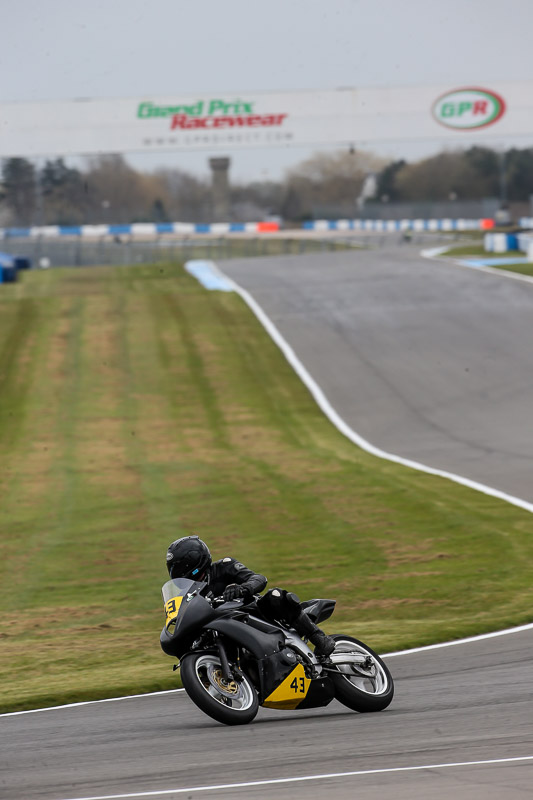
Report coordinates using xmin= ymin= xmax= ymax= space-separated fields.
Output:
xmin=290 ymin=676 xmax=306 ymax=693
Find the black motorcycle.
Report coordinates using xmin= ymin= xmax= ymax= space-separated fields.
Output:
xmin=160 ymin=577 xmax=394 ymax=725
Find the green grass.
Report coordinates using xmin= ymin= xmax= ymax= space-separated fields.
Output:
xmin=442 ymin=244 xmax=491 ymax=256
xmin=492 ymin=263 xmax=533 ymax=276
xmin=1 ymin=263 xmax=532 ymax=712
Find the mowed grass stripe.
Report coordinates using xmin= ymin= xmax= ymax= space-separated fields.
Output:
xmin=0 ymin=262 xmax=532 ymax=712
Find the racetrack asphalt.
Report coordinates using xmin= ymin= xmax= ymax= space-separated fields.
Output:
xmin=2 ymin=629 xmax=532 ymax=799
xmin=2 ymin=245 xmax=532 ymax=799
xmin=221 ymin=246 xmax=533 ymax=504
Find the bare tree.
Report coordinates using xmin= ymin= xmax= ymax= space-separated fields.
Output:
xmin=281 ymin=149 xmax=386 ymax=219
xmin=40 ymin=158 xmax=88 ymax=225
xmin=83 ymin=155 xmax=171 ymax=223
xmin=394 ymin=150 xmax=492 ymax=202
xmin=1 ymin=158 xmax=37 ymax=225
xmin=155 ymin=168 xmax=211 ymax=222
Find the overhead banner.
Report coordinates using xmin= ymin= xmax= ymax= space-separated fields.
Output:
xmin=1 ymin=82 xmax=532 ymax=157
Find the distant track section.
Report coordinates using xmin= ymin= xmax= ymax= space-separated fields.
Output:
xmin=218 ymin=247 xmax=533 ymax=505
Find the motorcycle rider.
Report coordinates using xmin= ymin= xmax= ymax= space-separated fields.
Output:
xmin=165 ymin=535 xmax=336 ymax=657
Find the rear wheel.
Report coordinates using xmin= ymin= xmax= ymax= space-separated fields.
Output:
xmin=329 ymin=635 xmax=394 ymax=712
xmin=180 ymin=652 xmax=259 ymax=725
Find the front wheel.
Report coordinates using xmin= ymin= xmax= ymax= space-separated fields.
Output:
xmin=329 ymin=635 xmax=394 ymax=712
xmin=180 ymin=652 xmax=259 ymax=726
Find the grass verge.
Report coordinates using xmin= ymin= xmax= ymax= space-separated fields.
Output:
xmin=1 ymin=262 xmax=532 ymax=712
xmin=490 ymin=263 xmax=533 ymax=276
xmin=441 ymin=244 xmax=493 ymax=256
xmin=441 ymin=245 xmax=533 ymax=276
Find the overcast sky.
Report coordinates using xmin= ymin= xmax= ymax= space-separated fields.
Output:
xmin=1 ymin=0 xmax=532 ymax=181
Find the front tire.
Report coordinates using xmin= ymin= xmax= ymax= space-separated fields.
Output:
xmin=180 ymin=652 xmax=259 ymax=726
xmin=329 ymin=635 xmax=394 ymax=712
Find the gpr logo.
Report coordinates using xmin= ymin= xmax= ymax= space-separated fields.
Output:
xmin=432 ymin=88 xmax=506 ymax=130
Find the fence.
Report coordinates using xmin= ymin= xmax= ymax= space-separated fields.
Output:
xmin=0 ymin=231 xmax=471 ymax=269
xmin=0 ymin=236 xmax=358 ymax=268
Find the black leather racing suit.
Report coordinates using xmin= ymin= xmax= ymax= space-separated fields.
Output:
xmin=206 ymin=557 xmax=267 ymax=599
xmin=205 ymin=557 xmax=335 ymax=656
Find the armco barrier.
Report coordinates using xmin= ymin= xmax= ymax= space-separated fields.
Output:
xmin=0 ymin=221 xmax=280 ymax=239
xmin=302 ymin=218 xmax=492 ymax=232
xmin=0 ymin=218 xmax=496 ymax=239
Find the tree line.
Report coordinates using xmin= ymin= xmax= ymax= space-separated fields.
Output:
xmin=1 ymin=146 xmax=532 ymax=227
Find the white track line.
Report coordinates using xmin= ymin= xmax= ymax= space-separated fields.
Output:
xmin=0 ymin=689 xmax=186 ymax=718
xmin=3 ymin=256 xmax=533 ymax=719
xmin=4 ymin=615 xmax=533 ymax=717
xmin=55 ymin=756 xmax=533 ymax=800
xmin=383 ymin=620 xmax=533 ymax=657
xmin=5 ymin=618 xmax=533 ymax=717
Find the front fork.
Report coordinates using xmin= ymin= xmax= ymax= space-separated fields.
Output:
xmin=215 ymin=634 xmax=232 ymax=682
xmin=214 ymin=633 xmax=243 ymax=683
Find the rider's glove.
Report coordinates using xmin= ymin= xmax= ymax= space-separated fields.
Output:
xmin=223 ymin=583 xmax=246 ymax=602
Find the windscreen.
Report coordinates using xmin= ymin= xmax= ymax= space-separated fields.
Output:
xmin=161 ymin=577 xmax=206 ymax=604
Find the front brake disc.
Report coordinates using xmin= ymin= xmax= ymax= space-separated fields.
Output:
xmin=206 ymin=664 xmax=243 ymax=699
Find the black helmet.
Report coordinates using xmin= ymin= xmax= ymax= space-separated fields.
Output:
xmin=166 ymin=536 xmax=212 ymax=580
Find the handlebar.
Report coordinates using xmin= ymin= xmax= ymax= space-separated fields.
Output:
xmin=211 ymin=595 xmax=246 ymax=608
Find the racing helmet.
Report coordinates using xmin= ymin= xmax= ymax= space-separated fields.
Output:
xmin=166 ymin=535 xmax=212 ymax=580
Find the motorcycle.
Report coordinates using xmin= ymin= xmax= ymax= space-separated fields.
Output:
xmin=160 ymin=577 xmax=394 ymax=725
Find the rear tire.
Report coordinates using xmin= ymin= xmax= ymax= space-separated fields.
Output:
xmin=180 ymin=651 xmax=259 ymax=726
xmin=329 ymin=635 xmax=394 ymax=712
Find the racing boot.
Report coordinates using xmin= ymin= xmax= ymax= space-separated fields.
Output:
xmin=294 ymin=611 xmax=336 ymax=658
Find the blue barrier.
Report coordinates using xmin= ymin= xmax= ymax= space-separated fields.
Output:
xmin=5 ymin=228 xmax=31 ymax=238
xmin=58 ymin=226 xmax=82 ymax=236
xmin=155 ymin=223 xmax=174 ymax=234
xmin=0 ymin=252 xmax=32 ymax=282
xmin=484 ymin=233 xmax=520 ymax=252
xmin=0 ymin=251 xmax=17 ymax=283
